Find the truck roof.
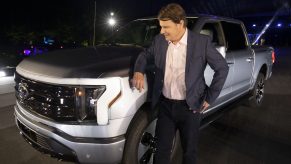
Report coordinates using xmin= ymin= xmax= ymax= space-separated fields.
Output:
xmin=137 ymin=14 xmax=243 ymax=24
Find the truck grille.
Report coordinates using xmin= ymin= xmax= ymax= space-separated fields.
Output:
xmin=15 ymin=72 xmax=78 ymax=122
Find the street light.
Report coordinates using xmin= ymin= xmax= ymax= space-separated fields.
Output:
xmin=108 ymin=18 xmax=116 ymax=26
xmin=108 ymin=11 xmax=117 ymax=34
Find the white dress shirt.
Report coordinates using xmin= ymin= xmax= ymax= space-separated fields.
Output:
xmin=162 ymin=29 xmax=188 ymax=100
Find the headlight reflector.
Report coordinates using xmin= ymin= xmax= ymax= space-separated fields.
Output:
xmin=75 ymin=86 xmax=106 ymax=122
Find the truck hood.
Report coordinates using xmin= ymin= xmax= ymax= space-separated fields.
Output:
xmin=17 ymin=45 xmax=143 ymax=78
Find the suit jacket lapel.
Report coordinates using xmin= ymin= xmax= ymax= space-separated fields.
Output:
xmin=160 ymin=38 xmax=169 ymax=73
xmin=186 ymin=31 xmax=195 ymax=74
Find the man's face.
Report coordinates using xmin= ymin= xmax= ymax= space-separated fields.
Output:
xmin=159 ymin=20 xmax=184 ymax=42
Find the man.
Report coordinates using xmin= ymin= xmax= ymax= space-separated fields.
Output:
xmin=132 ymin=3 xmax=229 ymax=164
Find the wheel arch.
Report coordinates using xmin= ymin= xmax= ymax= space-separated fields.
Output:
xmin=124 ymin=102 xmax=153 ymax=138
xmin=259 ymin=64 xmax=268 ymax=79
xmin=251 ymin=63 xmax=268 ymax=90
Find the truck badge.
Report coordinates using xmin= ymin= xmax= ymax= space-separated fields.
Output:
xmin=18 ymin=82 xmax=29 ymax=100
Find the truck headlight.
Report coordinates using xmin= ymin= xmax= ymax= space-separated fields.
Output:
xmin=75 ymin=86 xmax=106 ymax=122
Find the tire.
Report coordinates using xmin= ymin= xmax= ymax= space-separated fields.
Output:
xmin=122 ymin=106 xmax=182 ymax=164
xmin=248 ymin=73 xmax=265 ymax=107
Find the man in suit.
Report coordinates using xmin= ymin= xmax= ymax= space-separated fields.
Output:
xmin=132 ymin=3 xmax=229 ymax=164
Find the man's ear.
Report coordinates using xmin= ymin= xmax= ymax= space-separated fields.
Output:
xmin=179 ymin=20 xmax=185 ymax=27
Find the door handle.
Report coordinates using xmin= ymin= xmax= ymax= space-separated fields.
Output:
xmin=227 ymin=62 xmax=234 ymax=66
xmin=246 ymin=57 xmax=254 ymax=62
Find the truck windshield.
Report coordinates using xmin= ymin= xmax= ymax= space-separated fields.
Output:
xmin=104 ymin=18 xmax=197 ymax=47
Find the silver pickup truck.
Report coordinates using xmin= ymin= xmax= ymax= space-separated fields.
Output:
xmin=14 ymin=15 xmax=274 ymax=164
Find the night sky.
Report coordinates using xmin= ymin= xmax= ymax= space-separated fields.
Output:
xmin=1 ymin=0 xmax=286 ymax=27
xmin=0 ymin=0 xmax=289 ymax=45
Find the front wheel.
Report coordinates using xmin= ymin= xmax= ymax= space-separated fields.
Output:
xmin=122 ymin=107 xmax=182 ymax=164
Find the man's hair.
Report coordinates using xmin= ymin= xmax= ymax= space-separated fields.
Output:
xmin=158 ymin=3 xmax=187 ymax=27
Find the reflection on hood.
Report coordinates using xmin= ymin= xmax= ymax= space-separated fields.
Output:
xmin=17 ymin=45 xmax=143 ymax=78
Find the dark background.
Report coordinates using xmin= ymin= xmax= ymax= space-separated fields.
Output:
xmin=0 ymin=0 xmax=290 ymax=47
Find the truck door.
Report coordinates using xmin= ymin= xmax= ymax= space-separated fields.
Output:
xmin=199 ymin=22 xmax=234 ymax=106
xmin=221 ymin=21 xmax=254 ymax=96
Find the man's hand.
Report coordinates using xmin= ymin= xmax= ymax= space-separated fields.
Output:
xmin=132 ymin=72 xmax=144 ymax=92
xmin=199 ymin=101 xmax=210 ymax=113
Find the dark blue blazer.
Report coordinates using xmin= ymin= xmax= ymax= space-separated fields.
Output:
xmin=134 ymin=30 xmax=229 ymax=111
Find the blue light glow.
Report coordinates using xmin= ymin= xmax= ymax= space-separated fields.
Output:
xmin=252 ymin=24 xmax=256 ymax=27
xmin=23 ymin=50 xmax=31 ymax=55
xmin=277 ymin=23 xmax=282 ymax=27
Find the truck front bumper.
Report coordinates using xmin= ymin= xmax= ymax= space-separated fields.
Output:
xmin=14 ymin=105 xmax=125 ymax=164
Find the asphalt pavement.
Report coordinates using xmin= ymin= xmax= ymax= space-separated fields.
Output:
xmin=0 ymin=47 xmax=290 ymax=164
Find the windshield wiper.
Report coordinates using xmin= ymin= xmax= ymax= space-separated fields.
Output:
xmin=98 ymin=42 xmax=143 ymax=48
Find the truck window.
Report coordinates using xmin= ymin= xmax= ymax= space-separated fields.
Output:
xmin=104 ymin=19 xmax=160 ymax=47
xmin=221 ymin=22 xmax=247 ymax=51
xmin=186 ymin=18 xmax=197 ymax=30
xmin=200 ymin=22 xmax=224 ymax=46
xmin=200 ymin=22 xmax=226 ymax=58
xmin=104 ymin=18 xmax=197 ymax=47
